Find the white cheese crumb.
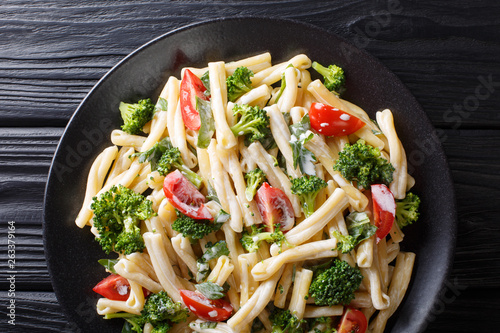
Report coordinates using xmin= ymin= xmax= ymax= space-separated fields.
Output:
xmin=340 ymin=113 xmax=351 ymax=121
xmin=320 ymin=122 xmax=329 ymax=127
xmin=117 ymin=284 xmax=129 ymax=295
xmin=208 ymin=310 xmax=218 ymax=318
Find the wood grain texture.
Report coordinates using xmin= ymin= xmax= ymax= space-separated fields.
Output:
xmin=1 ymin=0 xmax=499 ymax=332
xmin=1 ymin=1 xmax=499 ymax=127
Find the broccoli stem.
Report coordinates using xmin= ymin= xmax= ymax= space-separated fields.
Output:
xmin=311 ymin=62 xmax=329 ymax=78
xmin=174 ymin=162 xmax=203 ymax=189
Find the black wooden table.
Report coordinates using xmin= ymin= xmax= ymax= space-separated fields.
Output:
xmin=1 ymin=1 xmax=499 ymax=332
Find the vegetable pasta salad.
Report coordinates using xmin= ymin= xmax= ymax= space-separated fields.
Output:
xmin=75 ymin=52 xmax=420 ymax=333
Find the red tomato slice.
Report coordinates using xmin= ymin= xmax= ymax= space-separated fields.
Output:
xmin=309 ymin=102 xmax=365 ymax=136
xmin=338 ymin=308 xmax=368 ymax=333
xmin=180 ymin=69 xmax=209 ymax=131
xmin=255 ymin=182 xmax=295 ymax=232
xmin=180 ymin=290 xmax=233 ymax=322
xmin=371 ymin=184 xmax=396 ymax=242
xmin=163 ymin=170 xmax=213 ymax=220
xmin=92 ymin=274 xmax=130 ymax=301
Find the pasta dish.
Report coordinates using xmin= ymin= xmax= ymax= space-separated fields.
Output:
xmin=75 ymin=52 xmax=420 ymax=333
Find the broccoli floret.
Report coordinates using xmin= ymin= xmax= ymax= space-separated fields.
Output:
xmin=120 ymin=98 xmax=155 ymax=134
xmin=333 ymin=139 xmax=395 ymax=189
xmin=91 ymin=185 xmax=154 ymax=255
xmin=142 ymin=291 xmax=189 ymax=325
xmin=171 ymin=214 xmax=222 ymax=241
xmin=230 ymin=104 xmax=270 ymax=142
xmin=270 ymin=308 xmax=307 ymax=333
xmin=308 ymin=259 xmax=363 ymax=306
xmin=226 ymin=66 xmax=254 ymax=102
xmin=244 ymin=169 xmax=267 ymax=201
xmin=290 ymin=175 xmax=328 ymax=218
xmin=240 ymin=224 xmax=289 ymax=253
xmin=396 ymin=192 xmax=421 ymax=229
xmin=306 ymin=316 xmax=336 ymax=333
xmin=104 ymin=291 xmax=186 ymax=333
xmin=156 ymin=146 xmax=203 ymax=188
xmin=151 ymin=322 xmax=173 ymax=333
xmin=311 ymin=61 xmax=345 ymax=94
xmin=332 ymin=231 xmax=357 ymax=254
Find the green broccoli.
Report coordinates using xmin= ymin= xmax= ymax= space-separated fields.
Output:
xmin=226 ymin=66 xmax=254 ymax=102
xmin=396 ymin=192 xmax=421 ymax=229
xmin=290 ymin=175 xmax=328 ymax=218
xmin=240 ymin=224 xmax=290 ymax=253
xmin=150 ymin=322 xmax=173 ymax=333
xmin=142 ymin=291 xmax=189 ymax=325
xmin=333 ymin=139 xmax=395 ymax=189
xmin=331 ymin=231 xmax=357 ymax=254
xmin=306 ymin=316 xmax=336 ymax=333
xmin=91 ymin=185 xmax=154 ymax=255
xmin=156 ymin=146 xmax=203 ymax=188
xmin=171 ymin=213 xmax=222 ymax=241
xmin=104 ymin=291 xmax=187 ymax=333
xmin=244 ymin=168 xmax=267 ymax=201
xmin=311 ymin=61 xmax=345 ymax=94
xmin=120 ymin=98 xmax=155 ymax=134
xmin=230 ymin=104 xmax=270 ymax=142
xmin=269 ymin=308 xmax=307 ymax=333
xmin=308 ymin=259 xmax=363 ymax=306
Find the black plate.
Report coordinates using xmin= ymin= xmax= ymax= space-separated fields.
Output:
xmin=43 ymin=17 xmax=456 ymax=333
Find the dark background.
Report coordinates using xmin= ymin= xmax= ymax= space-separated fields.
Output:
xmin=1 ymin=0 xmax=499 ymax=332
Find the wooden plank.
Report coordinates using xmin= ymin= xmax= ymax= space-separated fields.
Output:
xmin=0 ymin=128 xmax=62 ymax=222
xmin=1 ymin=1 xmax=499 ymax=127
xmin=0 ymin=291 xmax=70 ymax=332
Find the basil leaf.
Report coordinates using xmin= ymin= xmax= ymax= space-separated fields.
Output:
xmin=196 ymin=241 xmax=230 ymax=282
xmin=289 ymin=114 xmax=311 ymax=137
xmin=196 ymin=97 xmax=215 ymax=149
xmin=201 ymin=71 xmax=211 ymax=96
xmin=206 ymin=183 xmax=220 ymax=205
xmin=215 ymin=209 xmax=230 ymax=224
xmin=195 ymin=281 xmax=225 ymax=300
xmin=98 ymin=259 xmax=119 ymax=274
xmin=289 ymin=114 xmax=316 ymax=175
xmin=155 ymin=96 xmax=168 ymax=112
xmin=346 ymin=211 xmax=377 ymax=244
xmin=133 ymin=137 xmax=173 ymax=170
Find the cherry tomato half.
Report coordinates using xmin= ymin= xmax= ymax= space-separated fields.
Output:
xmin=92 ymin=274 xmax=130 ymax=301
xmin=163 ymin=170 xmax=213 ymax=220
xmin=371 ymin=184 xmax=396 ymax=242
xmin=180 ymin=69 xmax=209 ymax=131
xmin=338 ymin=308 xmax=368 ymax=333
xmin=180 ymin=290 xmax=233 ymax=322
xmin=309 ymin=102 xmax=365 ymax=136
xmin=255 ymin=182 xmax=295 ymax=232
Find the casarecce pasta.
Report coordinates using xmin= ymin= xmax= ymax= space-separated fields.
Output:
xmin=76 ymin=52 xmax=419 ymax=333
